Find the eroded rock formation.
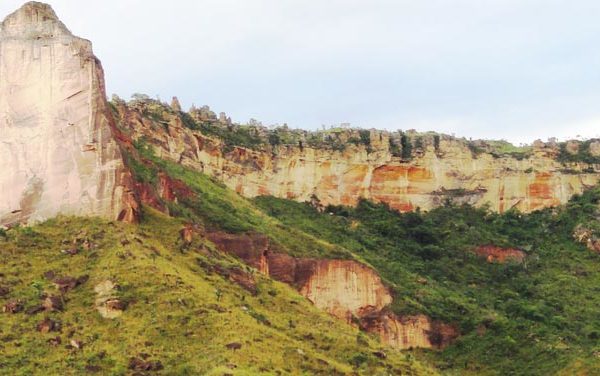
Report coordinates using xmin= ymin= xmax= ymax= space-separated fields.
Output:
xmin=115 ymin=102 xmax=600 ymax=214
xmin=135 ymin=171 xmax=193 ymax=214
xmin=207 ymin=231 xmax=458 ymax=349
xmin=298 ymin=260 xmax=392 ymax=321
xmin=206 ymin=232 xmax=271 ymax=275
xmin=360 ymin=312 xmax=458 ymax=350
xmin=573 ymin=225 xmax=600 ymax=253
xmin=0 ymin=2 xmax=138 ymax=226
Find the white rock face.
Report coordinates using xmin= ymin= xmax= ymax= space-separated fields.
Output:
xmin=0 ymin=2 xmax=136 ymax=226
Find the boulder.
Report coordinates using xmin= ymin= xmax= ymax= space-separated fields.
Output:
xmin=474 ymin=245 xmax=526 ymax=263
xmin=42 ymin=295 xmax=63 ymax=311
xmin=3 ymin=300 xmax=23 ymax=314
xmin=94 ymin=280 xmax=124 ymax=318
xmin=47 ymin=336 xmax=62 ymax=346
xmin=37 ymin=317 xmax=59 ymax=333
xmin=129 ymin=357 xmax=164 ymax=372
xmin=573 ymin=225 xmax=600 ymax=253
xmin=225 ymin=342 xmax=242 ymax=351
xmin=53 ymin=275 xmax=88 ymax=293
xmin=69 ymin=339 xmax=83 ymax=350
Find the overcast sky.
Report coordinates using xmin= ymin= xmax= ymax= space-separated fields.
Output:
xmin=2 ymin=1 xmax=599 ymax=144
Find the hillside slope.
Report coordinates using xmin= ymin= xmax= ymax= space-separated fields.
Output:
xmin=119 ymin=133 xmax=600 ymax=375
xmin=2 ymin=99 xmax=600 ymax=375
xmin=255 ymin=192 xmax=600 ymax=375
xmin=0 ymin=210 xmax=432 ymax=375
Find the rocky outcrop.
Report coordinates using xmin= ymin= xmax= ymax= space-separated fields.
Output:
xmin=298 ymin=260 xmax=392 ymax=321
xmin=573 ymin=225 xmax=600 ymax=253
xmin=135 ymin=171 xmax=194 ymax=214
xmin=94 ymin=280 xmax=124 ymax=319
xmin=295 ymin=260 xmax=457 ymax=349
xmin=0 ymin=2 xmax=138 ymax=226
xmin=475 ymin=245 xmax=526 ymax=263
xmin=207 ymin=231 xmax=458 ymax=349
xmin=206 ymin=232 xmax=271 ymax=275
xmin=360 ymin=312 xmax=458 ymax=350
xmin=116 ymin=102 xmax=600 ymax=214
xmin=590 ymin=141 xmax=600 ymax=157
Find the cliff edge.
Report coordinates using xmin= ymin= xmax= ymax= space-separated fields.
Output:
xmin=113 ymin=98 xmax=600 ymax=214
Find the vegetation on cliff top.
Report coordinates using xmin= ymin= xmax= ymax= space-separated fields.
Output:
xmin=557 ymin=139 xmax=600 ymax=165
xmin=114 ymin=94 xmax=600 ymax=168
xmin=115 ymin=95 xmax=568 ymax=161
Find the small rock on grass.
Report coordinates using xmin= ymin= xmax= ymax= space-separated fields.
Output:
xmin=37 ymin=317 xmax=60 ymax=333
xmin=3 ymin=300 xmax=23 ymax=314
xmin=129 ymin=357 xmax=164 ymax=372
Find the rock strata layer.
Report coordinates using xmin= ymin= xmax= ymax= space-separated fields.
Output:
xmin=0 ymin=2 xmax=137 ymax=226
xmin=116 ymin=102 xmax=600 ymax=214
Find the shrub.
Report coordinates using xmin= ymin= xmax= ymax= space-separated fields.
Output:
xmin=434 ymin=135 xmax=441 ymax=150
xmin=400 ymin=133 xmax=412 ymax=159
xmin=350 ymin=353 xmax=370 ymax=368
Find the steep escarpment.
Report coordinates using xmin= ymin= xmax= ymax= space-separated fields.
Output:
xmin=94 ymin=139 xmax=600 ymax=374
xmin=0 ymin=2 xmax=137 ymax=226
xmin=207 ymin=232 xmax=391 ymax=317
xmin=113 ymin=98 xmax=600 ymax=214
xmin=207 ymin=232 xmax=458 ymax=350
xmin=360 ymin=313 xmax=458 ymax=350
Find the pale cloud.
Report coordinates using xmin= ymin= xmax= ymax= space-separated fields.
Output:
xmin=0 ymin=0 xmax=598 ymax=144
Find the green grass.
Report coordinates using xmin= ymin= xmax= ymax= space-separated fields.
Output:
xmin=486 ymin=140 xmax=532 ymax=160
xmin=119 ymin=136 xmax=600 ymax=375
xmin=0 ymin=210 xmax=432 ymax=375
xmin=253 ymin=189 xmax=600 ymax=375
xmin=128 ymin=136 xmax=600 ymax=375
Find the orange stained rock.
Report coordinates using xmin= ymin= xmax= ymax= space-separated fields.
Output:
xmin=299 ymin=260 xmax=393 ymax=322
xmin=475 ymin=245 xmax=526 ymax=264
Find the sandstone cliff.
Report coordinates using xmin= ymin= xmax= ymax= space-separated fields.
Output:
xmin=114 ymin=101 xmax=600 ymax=214
xmin=298 ymin=260 xmax=392 ymax=321
xmin=0 ymin=2 xmax=137 ymax=226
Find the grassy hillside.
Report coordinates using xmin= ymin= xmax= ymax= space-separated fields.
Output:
xmin=126 ymin=137 xmax=600 ymax=375
xmin=254 ymin=190 xmax=600 ymax=375
xmin=0 ymin=209 xmax=431 ymax=375
xmin=4 ymin=132 xmax=599 ymax=375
